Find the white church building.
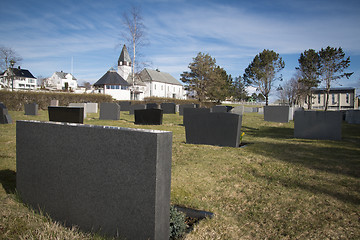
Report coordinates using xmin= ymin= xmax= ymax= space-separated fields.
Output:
xmin=94 ymin=45 xmax=185 ymax=100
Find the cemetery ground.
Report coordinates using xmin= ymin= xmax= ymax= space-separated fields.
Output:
xmin=1 ymin=109 xmax=359 ymax=239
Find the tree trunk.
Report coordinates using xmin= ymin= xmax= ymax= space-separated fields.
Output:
xmin=265 ymin=95 xmax=268 ymax=106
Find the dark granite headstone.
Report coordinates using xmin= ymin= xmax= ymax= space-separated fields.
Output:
xmin=118 ymin=101 xmax=132 ymax=111
xmin=48 ymin=106 xmax=84 ymax=124
xmin=264 ymin=106 xmax=291 ymax=123
xmin=135 ymin=109 xmax=163 ymax=125
xmin=16 ymin=120 xmax=172 ymax=239
xmin=211 ymin=105 xmax=233 ymax=113
xmin=99 ymin=103 xmax=120 ymax=120
xmin=185 ymin=112 xmax=242 ymax=147
xmin=183 ymin=108 xmax=211 ymax=126
xmin=0 ymin=102 xmax=12 ymax=124
xmin=129 ymin=104 xmax=146 ymax=115
xmin=345 ymin=110 xmax=360 ymax=124
xmin=160 ymin=103 xmax=176 ymax=114
xmin=146 ymin=103 xmax=160 ymax=109
xmin=24 ymin=103 xmax=38 ymax=115
xmin=294 ymin=110 xmax=342 ymax=140
xmin=179 ymin=104 xmax=197 ymax=116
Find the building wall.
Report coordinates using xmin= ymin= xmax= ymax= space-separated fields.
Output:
xmin=312 ymin=91 xmax=355 ymax=109
xmin=11 ymin=77 xmax=37 ymax=90
xmin=144 ymin=81 xmax=185 ymax=99
xmin=98 ymin=85 xmax=131 ymax=100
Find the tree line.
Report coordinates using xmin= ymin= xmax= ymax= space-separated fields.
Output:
xmin=181 ymin=47 xmax=352 ymax=109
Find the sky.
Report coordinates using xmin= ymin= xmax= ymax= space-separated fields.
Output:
xmin=1 ymin=0 xmax=360 ymax=101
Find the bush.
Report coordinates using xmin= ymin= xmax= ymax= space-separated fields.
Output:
xmin=169 ymin=206 xmax=187 ymax=240
xmin=0 ymin=90 xmax=113 ymax=111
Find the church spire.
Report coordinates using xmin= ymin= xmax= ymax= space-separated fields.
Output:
xmin=118 ymin=44 xmax=131 ymax=67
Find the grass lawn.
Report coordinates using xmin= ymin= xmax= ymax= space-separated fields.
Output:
xmin=1 ymin=110 xmax=359 ymax=239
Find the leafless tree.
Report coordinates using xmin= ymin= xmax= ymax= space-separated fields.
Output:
xmin=0 ymin=46 xmax=22 ymax=72
xmin=121 ymin=5 xmax=148 ymax=97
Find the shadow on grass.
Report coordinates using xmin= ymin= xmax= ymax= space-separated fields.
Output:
xmin=250 ymin=126 xmax=294 ymax=139
xmin=0 ymin=169 xmax=16 ymax=194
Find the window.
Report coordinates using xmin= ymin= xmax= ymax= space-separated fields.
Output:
xmin=154 ymin=84 xmax=156 ymax=90
xmin=106 ymin=85 xmax=110 ymax=89
xmin=111 ymin=85 xmax=115 ymax=89
xmin=121 ymin=86 xmax=128 ymax=90
xmin=346 ymin=93 xmax=349 ymax=103
xmin=332 ymin=94 xmax=336 ymax=104
xmin=161 ymin=85 xmax=163 ymax=90
xmin=318 ymin=94 xmax=321 ymax=104
xmin=115 ymin=85 xmax=119 ymax=89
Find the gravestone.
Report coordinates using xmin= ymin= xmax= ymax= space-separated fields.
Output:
xmin=345 ymin=110 xmax=360 ymax=124
xmin=50 ymin=100 xmax=59 ymax=106
xmin=183 ymin=108 xmax=211 ymax=126
xmin=211 ymin=105 xmax=233 ymax=113
xmin=86 ymin=103 xmax=98 ymax=114
xmin=99 ymin=103 xmax=120 ymax=120
xmin=230 ymin=106 xmax=244 ymax=115
xmin=264 ymin=106 xmax=291 ymax=123
xmin=244 ymin=107 xmax=258 ymax=113
xmin=129 ymin=104 xmax=146 ymax=115
xmin=16 ymin=120 xmax=172 ymax=239
xmin=185 ymin=112 xmax=242 ymax=147
xmin=146 ymin=103 xmax=160 ymax=109
xmin=24 ymin=103 xmax=38 ymax=115
xmin=0 ymin=102 xmax=12 ymax=124
xmin=69 ymin=103 xmax=87 ymax=118
xmin=48 ymin=106 xmax=84 ymax=124
xmin=179 ymin=104 xmax=197 ymax=116
xmin=289 ymin=107 xmax=304 ymax=121
xmin=118 ymin=101 xmax=132 ymax=111
xmin=135 ymin=109 xmax=163 ymax=125
xmin=160 ymin=103 xmax=176 ymax=114
xmin=257 ymin=107 xmax=264 ymax=114
xmin=294 ymin=110 xmax=342 ymax=140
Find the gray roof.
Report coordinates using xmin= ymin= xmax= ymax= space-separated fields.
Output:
xmin=311 ymin=87 xmax=355 ymax=93
xmin=1 ymin=68 xmax=36 ymax=79
xmin=139 ymin=68 xmax=182 ymax=86
xmin=118 ymin=45 xmax=132 ymax=64
xmin=94 ymin=70 xmax=130 ymax=86
xmin=55 ymin=71 xmax=77 ymax=80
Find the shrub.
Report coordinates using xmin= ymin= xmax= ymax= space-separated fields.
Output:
xmin=169 ymin=206 xmax=187 ymax=239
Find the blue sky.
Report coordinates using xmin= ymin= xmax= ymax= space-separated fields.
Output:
xmin=1 ymin=0 xmax=360 ymax=100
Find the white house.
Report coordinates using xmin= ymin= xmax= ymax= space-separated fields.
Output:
xmin=306 ymin=87 xmax=357 ymax=110
xmin=47 ymin=71 xmax=78 ymax=91
xmin=0 ymin=66 xmax=37 ymax=90
xmin=94 ymin=44 xmax=185 ymax=100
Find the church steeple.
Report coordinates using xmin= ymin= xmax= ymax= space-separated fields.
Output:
xmin=118 ymin=44 xmax=132 ymax=80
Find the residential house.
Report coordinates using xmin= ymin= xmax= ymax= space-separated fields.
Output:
xmin=306 ymin=87 xmax=357 ymax=110
xmin=0 ymin=66 xmax=37 ymax=90
xmin=47 ymin=71 xmax=78 ymax=91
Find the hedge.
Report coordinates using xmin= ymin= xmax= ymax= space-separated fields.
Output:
xmin=0 ymin=90 xmax=113 ymax=111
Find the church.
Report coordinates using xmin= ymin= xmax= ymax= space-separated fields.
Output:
xmin=94 ymin=45 xmax=185 ymax=100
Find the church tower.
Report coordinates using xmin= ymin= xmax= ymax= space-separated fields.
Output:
xmin=117 ymin=44 xmax=132 ymax=81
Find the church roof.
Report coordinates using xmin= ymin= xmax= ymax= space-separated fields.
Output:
xmin=118 ymin=44 xmax=131 ymax=64
xmin=94 ymin=69 xmax=130 ymax=86
xmin=139 ymin=68 xmax=182 ymax=86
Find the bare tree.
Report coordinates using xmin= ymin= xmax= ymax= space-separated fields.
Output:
xmin=122 ymin=5 xmax=148 ymax=99
xmin=0 ymin=46 xmax=22 ymax=72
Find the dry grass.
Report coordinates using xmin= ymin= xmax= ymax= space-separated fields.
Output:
xmin=1 ymin=110 xmax=359 ymax=239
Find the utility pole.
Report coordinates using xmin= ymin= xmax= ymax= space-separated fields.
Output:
xmin=9 ymin=59 xmax=15 ymax=91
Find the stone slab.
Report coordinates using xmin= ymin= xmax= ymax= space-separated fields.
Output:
xmin=345 ymin=110 xmax=360 ymax=124
xmin=24 ymin=103 xmax=38 ymax=115
xmin=135 ymin=109 xmax=163 ymax=125
xmin=50 ymin=100 xmax=59 ymax=106
xmin=16 ymin=120 xmax=172 ymax=239
xmin=264 ymin=106 xmax=290 ymax=123
xmin=69 ymin=103 xmax=87 ymax=118
xmin=86 ymin=103 xmax=98 ymax=114
xmin=99 ymin=103 xmax=120 ymax=120
xmin=160 ymin=103 xmax=176 ymax=114
xmin=211 ymin=105 xmax=233 ymax=113
xmin=118 ymin=101 xmax=132 ymax=111
xmin=129 ymin=104 xmax=146 ymax=115
xmin=146 ymin=103 xmax=160 ymax=109
xmin=0 ymin=102 xmax=12 ymax=124
xmin=185 ymin=112 xmax=242 ymax=147
xmin=294 ymin=111 xmax=342 ymax=140
xmin=230 ymin=106 xmax=244 ymax=115
xmin=179 ymin=104 xmax=197 ymax=116
xmin=48 ymin=106 xmax=84 ymax=124
xmin=183 ymin=108 xmax=211 ymax=126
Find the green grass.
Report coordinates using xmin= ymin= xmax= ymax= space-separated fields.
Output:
xmin=1 ymin=110 xmax=359 ymax=239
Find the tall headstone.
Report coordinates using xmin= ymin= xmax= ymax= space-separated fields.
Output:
xmin=69 ymin=103 xmax=87 ymax=118
xmin=48 ymin=106 xmax=84 ymax=124
xmin=24 ymin=103 xmax=38 ymax=115
xmin=99 ymin=103 xmax=120 ymax=120
xmin=294 ymin=111 xmax=342 ymax=140
xmin=0 ymin=102 xmax=12 ymax=124
xmin=160 ymin=103 xmax=176 ymax=114
xmin=118 ymin=101 xmax=132 ymax=111
xmin=185 ymin=112 xmax=242 ymax=147
xmin=86 ymin=103 xmax=98 ymax=114
xmin=16 ymin=120 xmax=172 ymax=239
xmin=264 ymin=106 xmax=291 ymax=123
xmin=135 ymin=109 xmax=163 ymax=125
xmin=146 ymin=103 xmax=160 ymax=109
xmin=345 ymin=110 xmax=360 ymax=124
